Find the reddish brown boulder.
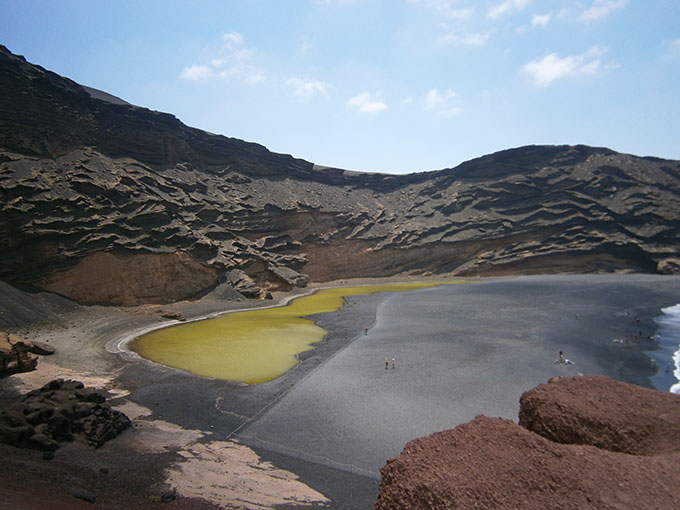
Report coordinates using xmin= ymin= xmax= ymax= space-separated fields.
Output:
xmin=519 ymin=375 xmax=680 ymax=455
xmin=376 ymin=377 xmax=680 ymax=510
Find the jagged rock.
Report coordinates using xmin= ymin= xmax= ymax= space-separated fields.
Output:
xmin=1 ymin=45 xmax=679 ymax=306
xmin=0 ymin=331 xmax=38 ymax=375
xmin=226 ymin=269 xmax=263 ymax=298
xmin=27 ymin=340 xmax=55 ymax=356
xmin=657 ymin=257 xmax=680 ymax=274
xmin=376 ymin=376 xmax=680 ymax=510
xmin=269 ymin=265 xmax=309 ymax=289
xmin=133 ymin=305 xmax=185 ymax=321
xmin=0 ymin=379 xmax=131 ymax=451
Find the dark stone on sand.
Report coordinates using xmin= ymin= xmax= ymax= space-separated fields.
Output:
xmin=27 ymin=340 xmax=55 ymax=356
xmin=73 ymin=491 xmax=96 ymax=504
xmin=0 ymin=379 xmax=131 ymax=451
xmin=0 ymin=331 xmax=38 ymax=376
xmin=161 ymin=492 xmax=176 ymax=503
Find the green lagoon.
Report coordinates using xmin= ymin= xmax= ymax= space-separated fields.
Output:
xmin=131 ymin=281 xmax=466 ymax=384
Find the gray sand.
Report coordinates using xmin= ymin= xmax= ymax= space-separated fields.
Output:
xmin=238 ymin=274 xmax=680 ymax=480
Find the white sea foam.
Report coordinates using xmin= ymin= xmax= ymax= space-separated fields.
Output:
xmin=659 ymin=304 xmax=680 ymax=394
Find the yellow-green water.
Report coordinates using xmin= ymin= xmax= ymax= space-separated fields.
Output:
xmin=131 ymin=281 xmax=466 ymax=384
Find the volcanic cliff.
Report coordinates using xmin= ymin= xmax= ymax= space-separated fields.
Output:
xmin=1 ymin=45 xmax=679 ymax=305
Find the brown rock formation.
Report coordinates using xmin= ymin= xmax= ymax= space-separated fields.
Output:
xmin=376 ymin=376 xmax=680 ymax=510
xmin=0 ymin=331 xmax=38 ymax=375
xmin=520 ymin=375 xmax=680 ymax=455
xmin=1 ymin=45 xmax=679 ymax=305
xmin=0 ymin=379 xmax=131 ymax=451
xmin=39 ymin=251 xmax=219 ymax=306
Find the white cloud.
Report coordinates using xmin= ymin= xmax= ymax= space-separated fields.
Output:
xmin=179 ymin=32 xmax=265 ymax=85
xmin=438 ymin=29 xmax=492 ymax=47
xmin=347 ymin=92 xmax=387 ymax=114
xmin=423 ymin=88 xmax=462 ymax=117
xmin=179 ymin=65 xmax=215 ymax=82
xmin=223 ymin=32 xmax=244 ymax=46
xmin=488 ymin=0 xmax=532 ymax=19
xmin=286 ymin=78 xmax=332 ymax=100
xmin=408 ymin=0 xmax=474 ymax=19
xmin=672 ymin=39 xmax=680 ymax=53
xmin=663 ymin=38 xmax=680 ymax=60
xmin=531 ymin=12 xmax=552 ymax=27
xmin=311 ymin=0 xmax=357 ymax=5
xmin=580 ymin=0 xmax=628 ymax=22
xmin=523 ymin=47 xmax=608 ymax=87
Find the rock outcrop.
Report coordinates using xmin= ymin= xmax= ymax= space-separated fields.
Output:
xmin=376 ymin=376 xmax=680 ymax=510
xmin=0 ymin=379 xmax=131 ymax=451
xmin=1 ymin=45 xmax=679 ymax=305
xmin=0 ymin=331 xmax=54 ymax=376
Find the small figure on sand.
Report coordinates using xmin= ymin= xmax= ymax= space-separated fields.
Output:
xmin=385 ymin=358 xmax=389 ymax=369
xmin=364 ymin=327 xmax=368 ymax=335
xmin=392 ymin=358 xmax=397 ymax=369
xmin=555 ymin=351 xmax=574 ymax=365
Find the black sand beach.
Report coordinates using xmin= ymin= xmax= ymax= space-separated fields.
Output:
xmin=1 ymin=275 xmax=679 ymax=509
xmin=239 ymin=274 xmax=680 ymax=508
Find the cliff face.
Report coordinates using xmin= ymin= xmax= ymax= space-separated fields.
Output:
xmin=376 ymin=376 xmax=680 ymax=510
xmin=1 ymin=45 xmax=679 ymax=304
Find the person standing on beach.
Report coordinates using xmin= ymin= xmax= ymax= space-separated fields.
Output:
xmin=392 ymin=358 xmax=396 ymax=369
xmin=385 ymin=358 xmax=389 ymax=369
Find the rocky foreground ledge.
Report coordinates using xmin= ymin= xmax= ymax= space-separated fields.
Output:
xmin=376 ymin=376 xmax=680 ymax=510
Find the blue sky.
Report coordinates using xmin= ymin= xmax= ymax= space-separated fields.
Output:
xmin=2 ymin=0 xmax=679 ymax=174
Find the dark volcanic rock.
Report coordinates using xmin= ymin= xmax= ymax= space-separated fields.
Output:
xmin=1 ymin=45 xmax=679 ymax=304
xmin=0 ymin=379 xmax=131 ymax=451
xmin=376 ymin=376 xmax=680 ymax=510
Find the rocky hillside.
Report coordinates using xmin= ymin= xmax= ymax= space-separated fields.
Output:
xmin=1 ymin=45 xmax=679 ymax=305
xmin=376 ymin=376 xmax=680 ymax=510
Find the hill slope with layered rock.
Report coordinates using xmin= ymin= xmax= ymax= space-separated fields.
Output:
xmin=1 ymin=45 xmax=679 ymax=305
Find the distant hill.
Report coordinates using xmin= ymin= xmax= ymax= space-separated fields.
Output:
xmin=1 ymin=45 xmax=679 ymax=305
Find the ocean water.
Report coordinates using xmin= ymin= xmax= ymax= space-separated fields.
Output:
xmin=650 ymin=304 xmax=680 ymax=394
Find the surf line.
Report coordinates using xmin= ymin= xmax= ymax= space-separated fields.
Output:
xmin=651 ymin=303 xmax=680 ymax=394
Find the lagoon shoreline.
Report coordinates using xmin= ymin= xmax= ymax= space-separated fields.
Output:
xmin=1 ymin=274 xmax=679 ymax=509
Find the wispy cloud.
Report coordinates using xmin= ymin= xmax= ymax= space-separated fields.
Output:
xmin=179 ymin=65 xmax=215 ymax=81
xmin=423 ymin=88 xmax=462 ymax=117
xmin=407 ymin=0 xmax=474 ymax=19
xmin=531 ymin=12 xmax=552 ymax=28
xmin=286 ymin=78 xmax=332 ymax=100
xmin=179 ymin=32 xmax=264 ymax=84
xmin=488 ymin=0 xmax=532 ymax=20
xmin=580 ymin=0 xmax=629 ymax=22
xmin=311 ymin=0 xmax=357 ymax=6
xmin=672 ymin=38 xmax=680 ymax=53
xmin=347 ymin=91 xmax=387 ymax=114
xmin=663 ymin=38 xmax=680 ymax=61
xmin=438 ymin=29 xmax=492 ymax=47
xmin=523 ymin=47 xmax=609 ymax=87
